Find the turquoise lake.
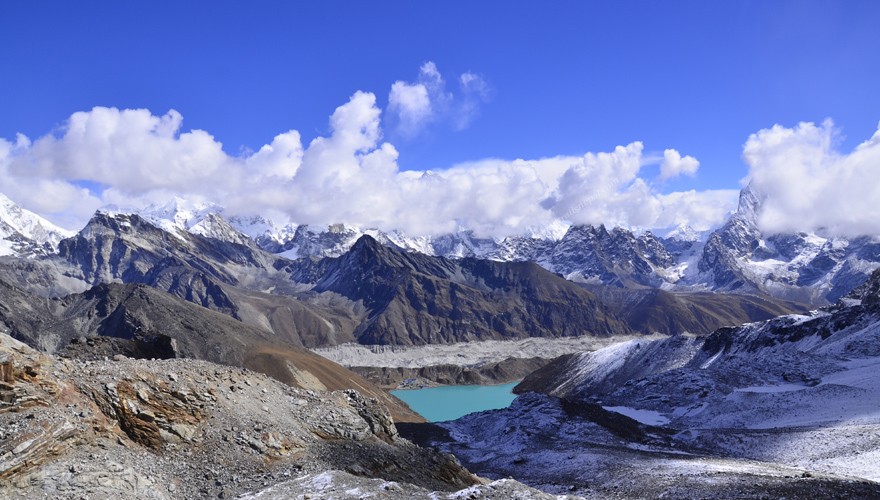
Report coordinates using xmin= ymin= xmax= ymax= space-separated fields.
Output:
xmin=391 ymin=381 xmax=520 ymax=422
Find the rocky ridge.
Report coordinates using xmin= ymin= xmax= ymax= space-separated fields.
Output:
xmin=0 ymin=332 xmax=574 ymax=499
xmin=0 ymin=276 xmax=420 ymax=422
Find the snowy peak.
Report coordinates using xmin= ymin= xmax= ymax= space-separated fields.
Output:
xmin=693 ymin=186 xmax=880 ymax=303
xmin=735 ymin=183 xmax=763 ymax=222
xmin=0 ymin=193 xmax=73 ymax=257
xmin=546 ymin=224 xmax=676 ymax=286
xmin=98 ymin=199 xmax=255 ymax=247
xmin=225 ymin=214 xmax=295 ymax=251
xmin=187 ymin=213 xmax=253 ymax=247
xmin=657 ymin=223 xmax=705 ymax=243
xmin=138 ymin=197 xmax=221 ymax=234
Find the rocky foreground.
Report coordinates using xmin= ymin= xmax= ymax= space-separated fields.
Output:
xmin=0 ymin=333 xmax=571 ymax=499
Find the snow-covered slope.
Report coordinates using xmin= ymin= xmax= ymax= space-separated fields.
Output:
xmin=416 ymin=270 xmax=880 ymax=497
xmin=0 ymin=193 xmax=73 ymax=257
xmin=132 ymin=198 xmax=253 ymax=246
xmin=511 ymin=267 xmax=880 ymax=481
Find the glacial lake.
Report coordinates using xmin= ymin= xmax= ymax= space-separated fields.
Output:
xmin=391 ymin=381 xmax=520 ymax=422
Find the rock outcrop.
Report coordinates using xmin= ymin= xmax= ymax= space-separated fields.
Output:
xmin=0 ymin=332 xmax=486 ymax=499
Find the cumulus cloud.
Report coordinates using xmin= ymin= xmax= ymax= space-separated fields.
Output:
xmin=743 ymin=119 xmax=880 ymax=237
xmin=387 ymin=61 xmax=489 ymax=136
xmin=387 ymin=81 xmax=432 ymax=136
xmin=654 ymin=190 xmax=740 ymax=232
xmin=8 ymin=107 xmax=235 ymax=193
xmin=245 ymin=130 xmax=303 ymax=179
xmin=0 ymin=91 xmax=730 ymax=238
xmin=536 ymin=144 xmax=734 ymax=231
xmin=659 ymin=148 xmax=700 ymax=180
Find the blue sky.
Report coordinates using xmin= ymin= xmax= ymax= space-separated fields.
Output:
xmin=2 ymin=1 xmax=880 ymax=235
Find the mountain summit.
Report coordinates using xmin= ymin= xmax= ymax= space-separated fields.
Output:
xmin=0 ymin=194 xmax=73 ymax=257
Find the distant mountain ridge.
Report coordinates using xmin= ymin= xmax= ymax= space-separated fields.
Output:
xmin=118 ymin=190 xmax=880 ymax=305
xmin=697 ymin=186 xmax=880 ymax=303
xmin=0 ymin=206 xmax=800 ymax=354
xmin=3 ymin=186 xmax=878 ymax=306
xmin=0 ymin=193 xmax=73 ymax=257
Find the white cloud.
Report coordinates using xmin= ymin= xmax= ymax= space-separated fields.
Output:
xmin=743 ymin=119 xmax=880 ymax=237
xmin=456 ymin=71 xmax=491 ymax=130
xmin=0 ymin=92 xmax=728 ymax=238
xmin=386 ymin=61 xmax=489 ymax=136
xmin=9 ymin=107 xmax=233 ymax=193
xmin=245 ymin=130 xmax=303 ymax=179
xmin=541 ymin=143 xmax=648 ymax=225
xmin=654 ymin=190 xmax=739 ymax=232
xmin=388 ymin=81 xmax=432 ymax=136
xmin=660 ymin=148 xmax=700 ymax=180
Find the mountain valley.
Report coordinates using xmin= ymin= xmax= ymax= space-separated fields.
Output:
xmin=2 ymin=190 xmax=880 ymax=498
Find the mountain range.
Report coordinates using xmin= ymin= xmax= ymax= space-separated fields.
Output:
xmin=8 ymin=185 xmax=869 ymax=306
xmin=0 ymin=204 xmax=804 ymax=352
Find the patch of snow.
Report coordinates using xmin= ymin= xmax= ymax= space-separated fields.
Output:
xmin=302 ymin=471 xmax=335 ymax=491
xmin=0 ymin=238 xmax=14 ymax=257
xmin=734 ymin=384 xmax=808 ymax=394
xmin=699 ymin=349 xmax=723 ymax=369
xmin=602 ymin=406 xmax=670 ymax=425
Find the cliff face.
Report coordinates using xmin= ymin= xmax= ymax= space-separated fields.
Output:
xmin=298 ymin=235 xmax=631 ymax=345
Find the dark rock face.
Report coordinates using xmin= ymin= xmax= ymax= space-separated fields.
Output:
xmin=57 ymin=212 xmax=273 ymax=287
xmin=581 ymin=284 xmax=807 ymax=336
xmin=295 ymin=235 xmax=631 ymax=345
xmin=0 ymin=277 xmax=421 ymax=423
xmin=849 ymin=268 xmax=880 ymax=305
xmin=39 ymin=212 xmax=362 ymax=348
xmin=542 ymin=225 xmax=675 ymax=287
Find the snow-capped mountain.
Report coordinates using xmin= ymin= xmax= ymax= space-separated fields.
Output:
xmin=112 ymin=192 xmax=880 ymax=305
xmin=0 ymin=193 xmax=73 ymax=257
xmin=86 ymin=197 xmax=696 ymax=288
xmin=535 ymin=225 xmax=677 ymax=286
xmin=6 ymin=183 xmax=878 ymax=305
xmin=695 ymin=185 xmax=880 ymax=303
xmin=129 ymin=197 xmax=253 ymax=247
